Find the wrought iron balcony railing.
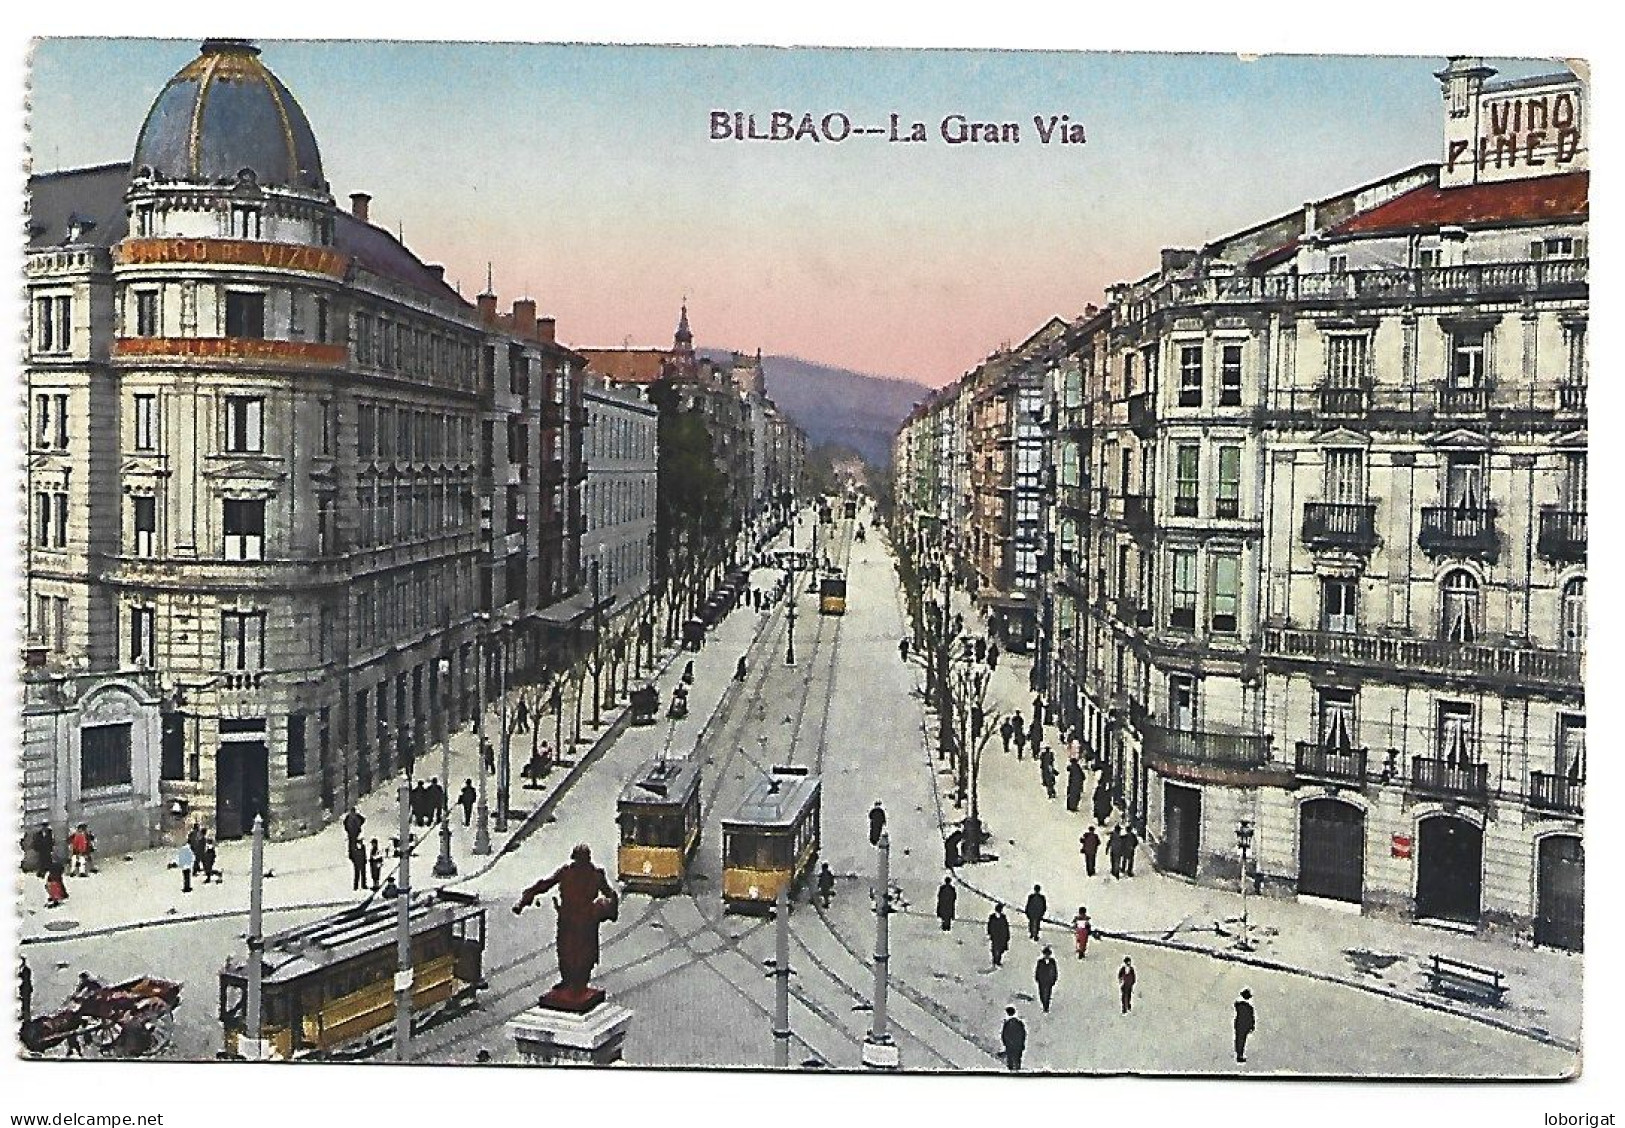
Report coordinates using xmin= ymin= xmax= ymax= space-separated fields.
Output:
xmin=1410 ymin=756 xmax=1489 ymax=799
xmin=1294 ymin=741 xmax=1368 ymax=782
xmin=1302 ymin=502 xmax=1377 ymax=552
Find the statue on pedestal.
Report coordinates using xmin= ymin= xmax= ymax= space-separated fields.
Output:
xmin=514 ymin=844 xmax=619 ymax=1012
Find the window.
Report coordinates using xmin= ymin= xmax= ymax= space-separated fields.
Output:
xmin=1324 ymin=448 xmax=1366 ymax=503
xmin=160 ymin=713 xmax=185 ymax=782
xmin=39 ymin=491 xmax=70 ymax=548
xmin=1169 ymin=549 xmax=1197 ymax=631
xmin=1219 ymin=343 xmax=1243 ymax=406
xmin=225 ymin=396 xmax=264 ymax=453
xmin=32 ymin=594 xmax=67 ymax=653
xmin=1169 ymin=674 xmax=1196 ymax=731
xmin=224 ymin=290 xmax=266 ymax=339
xmin=1441 ymin=569 xmax=1479 ymax=643
xmin=134 ymin=204 xmax=155 ymax=238
xmin=1437 ymin=701 xmax=1476 ymax=764
xmin=287 ymin=714 xmax=307 ymax=778
xmin=1561 ymin=452 xmax=1587 ymax=511
xmin=133 ymin=394 xmax=157 ymax=451
xmin=134 ymin=290 xmax=159 ymax=337
xmin=129 ymin=605 xmax=156 ymax=667
xmin=1449 ymin=328 xmax=1488 ymax=389
xmin=1210 ymin=553 xmax=1239 ymax=634
xmin=358 ymin=405 xmax=376 ymax=459
xmin=133 ymin=495 xmax=157 ymax=557
xmin=1565 ymin=322 xmax=1586 ymax=387
xmin=1325 ymin=335 xmax=1368 ymax=389
xmin=1556 ymin=714 xmax=1586 ymax=783
xmin=34 ymin=393 xmax=69 ymax=450
xmin=1216 ymin=445 xmax=1241 ymax=519
xmin=1444 ymin=452 xmax=1485 ymax=510
xmin=80 ymin=723 xmax=133 ymax=791
xmin=1178 ymin=344 xmax=1203 ymax=407
xmin=1321 ymin=577 xmax=1357 ymax=634
xmin=1417 ymin=247 xmax=1438 ymax=269
xmin=318 ymin=400 xmax=333 ymax=456
xmin=229 ymin=204 xmax=261 ymax=240
xmin=1174 ymin=444 xmax=1199 ymax=517
xmin=221 ymin=610 xmax=266 ymax=670
xmin=223 ymin=499 xmax=266 ymax=560
xmin=315 ymin=297 xmax=330 ymax=344
xmin=1529 ymin=236 xmax=1585 ymax=260
xmin=1317 ymin=688 xmax=1356 ymax=750
xmin=317 ymin=495 xmax=335 ymax=555
xmin=34 ymin=295 xmax=72 ymax=353
xmin=1328 ymin=253 xmax=1348 ymax=273
xmin=1560 ymin=577 xmax=1585 ymax=653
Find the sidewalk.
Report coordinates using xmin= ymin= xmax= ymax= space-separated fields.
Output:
xmin=898 ymin=550 xmax=1582 ymax=1052
xmin=17 ymin=520 xmax=807 ymax=947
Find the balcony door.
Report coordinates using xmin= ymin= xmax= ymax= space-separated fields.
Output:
xmin=1324 ymin=449 xmax=1366 ymax=504
xmin=1317 ymin=688 xmax=1356 ymax=750
xmin=1444 ymin=453 xmax=1485 ymax=511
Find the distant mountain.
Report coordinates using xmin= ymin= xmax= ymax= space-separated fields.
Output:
xmin=703 ymin=350 xmax=929 ymax=468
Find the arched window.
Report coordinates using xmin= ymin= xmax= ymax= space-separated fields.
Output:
xmin=1441 ymin=570 xmax=1479 ymax=643
xmin=1560 ymin=577 xmax=1586 ymax=653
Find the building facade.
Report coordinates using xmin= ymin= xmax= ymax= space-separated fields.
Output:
xmin=582 ymin=383 xmax=660 ymax=617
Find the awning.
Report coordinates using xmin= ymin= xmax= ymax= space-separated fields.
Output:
xmin=533 ymin=590 xmax=617 ymax=627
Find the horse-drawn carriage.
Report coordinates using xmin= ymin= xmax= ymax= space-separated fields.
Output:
xmin=629 ymin=685 xmax=660 ymax=725
xmin=22 ymin=975 xmax=181 ymax=1058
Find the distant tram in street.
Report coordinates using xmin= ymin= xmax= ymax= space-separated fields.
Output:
xmin=722 ymin=766 xmax=821 ymax=912
xmin=819 ymin=571 xmax=847 ymax=616
xmin=617 ymin=757 xmax=704 ymax=894
xmin=218 ymin=890 xmax=486 ymax=1059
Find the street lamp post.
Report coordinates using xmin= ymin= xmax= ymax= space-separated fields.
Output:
xmin=590 ymin=557 xmax=603 ymax=728
xmin=1235 ymin=819 xmax=1255 ymax=951
xmin=433 ymin=658 xmax=457 ymax=877
xmin=472 ymin=617 xmax=492 ymax=856
xmin=785 ymin=564 xmax=797 ymax=666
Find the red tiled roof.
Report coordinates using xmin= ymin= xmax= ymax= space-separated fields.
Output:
xmin=1328 ymin=171 xmax=1588 ymax=238
xmin=577 ymin=347 xmax=671 ymax=385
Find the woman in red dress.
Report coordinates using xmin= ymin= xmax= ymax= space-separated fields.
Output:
xmin=45 ymin=862 xmax=69 ymax=908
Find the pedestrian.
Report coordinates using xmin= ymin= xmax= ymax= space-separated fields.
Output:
xmin=869 ymin=801 xmax=886 ymax=847
xmin=350 ymin=836 xmax=368 ymax=891
xmin=1000 ymin=718 xmax=1013 ymax=757
xmin=343 ymin=805 xmax=364 ymax=846
xmin=974 ymin=637 xmax=987 ymax=663
xmin=944 ymin=828 xmax=964 ymax=869
xmin=1012 ymin=720 xmax=1027 ymax=761
xmin=1231 ymin=988 xmax=1258 ymax=1062
xmin=68 ymin=823 xmax=91 ymax=878
xmin=1066 ymin=759 xmax=1085 ymax=812
xmin=899 ymin=638 xmax=910 ymax=663
xmin=200 ymin=837 xmax=219 ymax=883
xmin=1092 ymin=782 xmax=1112 ymax=826
xmin=987 ymin=643 xmax=999 ymax=671
xmin=1107 ymin=825 xmax=1124 ymax=879
xmin=1040 ymin=753 xmax=1057 ymax=801
xmin=1024 ymin=884 xmax=1047 ymax=941
xmin=1118 ymin=957 xmax=1137 ymax=1014
xmin=1121 ymin=825 xmax=1139 ymax=877
xmin=1080 ymin=826 xmax=1101 ymax=877
xmin=187 ymin=821 xmax=206 ymax=875
xmin=1035 ymin=947 xmax=1059 ymax=1013
xmin=936 ymin=877 xmax=957 ymax=932
xmin=368 ymin=839 xmax=384 ymax=891
xmin=44 ymin=861 xmax=68 ymax=908
xmin=411 ymin=781 xmax=429 ymax=827
xmin=987 ymin=904 xmax=1011 ymax=966
xmin=175 ymin=842 xmax=194 ymax=894
xmin=1028 ymin=716 xmax=1043 ymax=753
xmin=1073 ymin=906 xmax=1092 ymax=959
xmin=734 ymin=655 xmax=748 ymax=682
xmin=429 ymin=777 xmax=448 ymax=824
xmin=682 ymin=660 xmax=695 ymax=685
xmin=1000 ymin=1006 xmax=1027 ymax=1071
xmin=816 ymin=862 xmax=835 ymax=908
xmin=458 ymin=779 xmax=476 ymax=826
xmin=381 ymin=876 xmax=400 ymax=899
xmin=19 ymin=957 xmax=32 ymax=1029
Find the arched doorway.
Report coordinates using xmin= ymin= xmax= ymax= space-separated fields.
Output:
xmin=1415 ymin=815 xmax=1483 ymax=924
xmin=1536 ymin=835 xmax=1584 ymax=951
xmin=1298 ymin=799 xmax=1365 ymax=904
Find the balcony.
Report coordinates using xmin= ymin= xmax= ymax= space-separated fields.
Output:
xmin=1146 ymin=724 xmax=1272 ymax=770
xmin=1537 ymin=507 xmax=1586 ymax=564
xmin=1123 ymin=494 xmax=1154 ymax=535
xmin=1319 ymin=385 xmax=1370 ymax=417
xmin=1435 ymin=382 xmax=1489 ymax=415
xmin=1418 ymin=505 xmax=1498 ymax=561
xmin=1409 ymin=756 xmax=1489 ymax=801
xmin=1529 ymin=770 xmax=1584 ymax=816
xmin=1302 ymin=502 xmax=1377 ymax=553
xmin=1262 ymin=626 xmax=1582 ymax=692
xmin=1294 ymin=741 xmax=1368 ymax=783
xmin=1557 ymin=383 xmax=1586 ymax=414
xmin=1127 ymin=392 xmax=1156 ymax=437
xmin=1057 ymin=483 xmax=1090 ymax=514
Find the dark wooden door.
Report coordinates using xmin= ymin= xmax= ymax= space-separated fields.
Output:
xmin=1162 ymin=783 xmax=1200 ymax=877
xmin=1415 ymin=816 xmax=1482 ymax=924
xmin=1298 ymin=799 xmax=1365 ymax=904
xmin=1536 ymin=835 xmax=1584 ymax=952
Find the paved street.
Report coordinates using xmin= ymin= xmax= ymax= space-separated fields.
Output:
xmin=16 ymin=505 xmax=1578 ymax=1075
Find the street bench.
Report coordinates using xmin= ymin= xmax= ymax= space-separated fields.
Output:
xmin=1423 ymin=954 xmax=1508 ymax=1007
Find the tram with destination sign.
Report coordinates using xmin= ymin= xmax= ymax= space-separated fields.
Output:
xmin=616 ymin=757 xmax=704 ymax=895
xmin=721 ymin=766 xmax=821 ymax=912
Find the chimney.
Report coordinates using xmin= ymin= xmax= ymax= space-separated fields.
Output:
xmin=1303 ymin=200 xmax=1318 ymax=235
xmin=476 ymin=292 xmax=498 ymax=324
xmin=349 ymin=192 xmax=372 ymax=223
xmin=512 ymin=298 xmax=537 ymax=340
xmin=426 ymin=264 xmax=445 ymax=282
xmin=537 ymin=317 xmax=556 ymax=344
xmin=1159 ymin=248 xmax=1198 ymax=274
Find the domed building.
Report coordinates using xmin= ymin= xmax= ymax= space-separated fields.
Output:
xmin=26 ymin=40 xmax=588 ymax=848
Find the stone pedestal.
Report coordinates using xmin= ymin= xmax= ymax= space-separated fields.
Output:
xmin=861 ymin=1035 xmax=900 ymax=1070
xmin=508 ymin=999 xmax=633 ymax=1065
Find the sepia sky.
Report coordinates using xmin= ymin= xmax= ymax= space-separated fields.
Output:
xmin=28 ymin=40 xmax=1560 ymax=385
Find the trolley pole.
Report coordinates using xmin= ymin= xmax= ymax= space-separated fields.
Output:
xmin=862 ymin=832 xmax=899 ymax=1069
xmin=434 ymin=658 xmax=457 ymax=878
xmin=773 ymin=884 xmax=791 ymax=1068
xmin=242 ymin=814 xmax=265 ymax=1061
xmin=394 ymin=774 xmax=414 ymax=1060
xmin=496 ymin=652 xmax=510 ymax=833
xmin=473 ymin=623 xmax=492 ymax=856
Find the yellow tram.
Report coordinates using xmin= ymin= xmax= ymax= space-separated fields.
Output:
xmin=722 ymin=766 xmax=821 ymax=912
xmin=218 ymin=889 xmax=485 ymax=1059
xmin=617 ymin=757 xmax=704 ymax=894
xmin=819 ymin=571 xmax=847 ymax=616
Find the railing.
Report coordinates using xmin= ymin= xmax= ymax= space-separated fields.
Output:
xmin=1056 ymin=483 xmax=1090 ymax=513
xmin=1530 ymin=770 xmax=1584 ymax=815
xmin=1558 ymin=383 xmax=1587 ymax=413
xmin=1145 ymin=723 xmax=1272 ymax=769
xmin=1418 ymin=505 xmax=1498 ymax=560
xmin=1264 ymin=383 xmax=1586 ymax=421
xmin=1294 ymin=741 xmax=1368 ymax=782
xmin=1436 ymin=382 xmax=1489 ymax=415
xmin=1263 ymin=626 xmax=1583 ymax=689
xmin=1410 ymin=756 xmax=1489 ymax=799
xmin=1319 ymin=385 xmax=1370 ymax=416
xmin=1537 ymin=507 xmax=1586 ymax=563
xmin=1127 ymin=391 xmax=1155 ymax=436
xmin=1302 ymin=502 xmax=1377 ymax=552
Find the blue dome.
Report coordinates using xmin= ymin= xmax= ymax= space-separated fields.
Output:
xmin=132 ymin=40 xmax=326 ymax=192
